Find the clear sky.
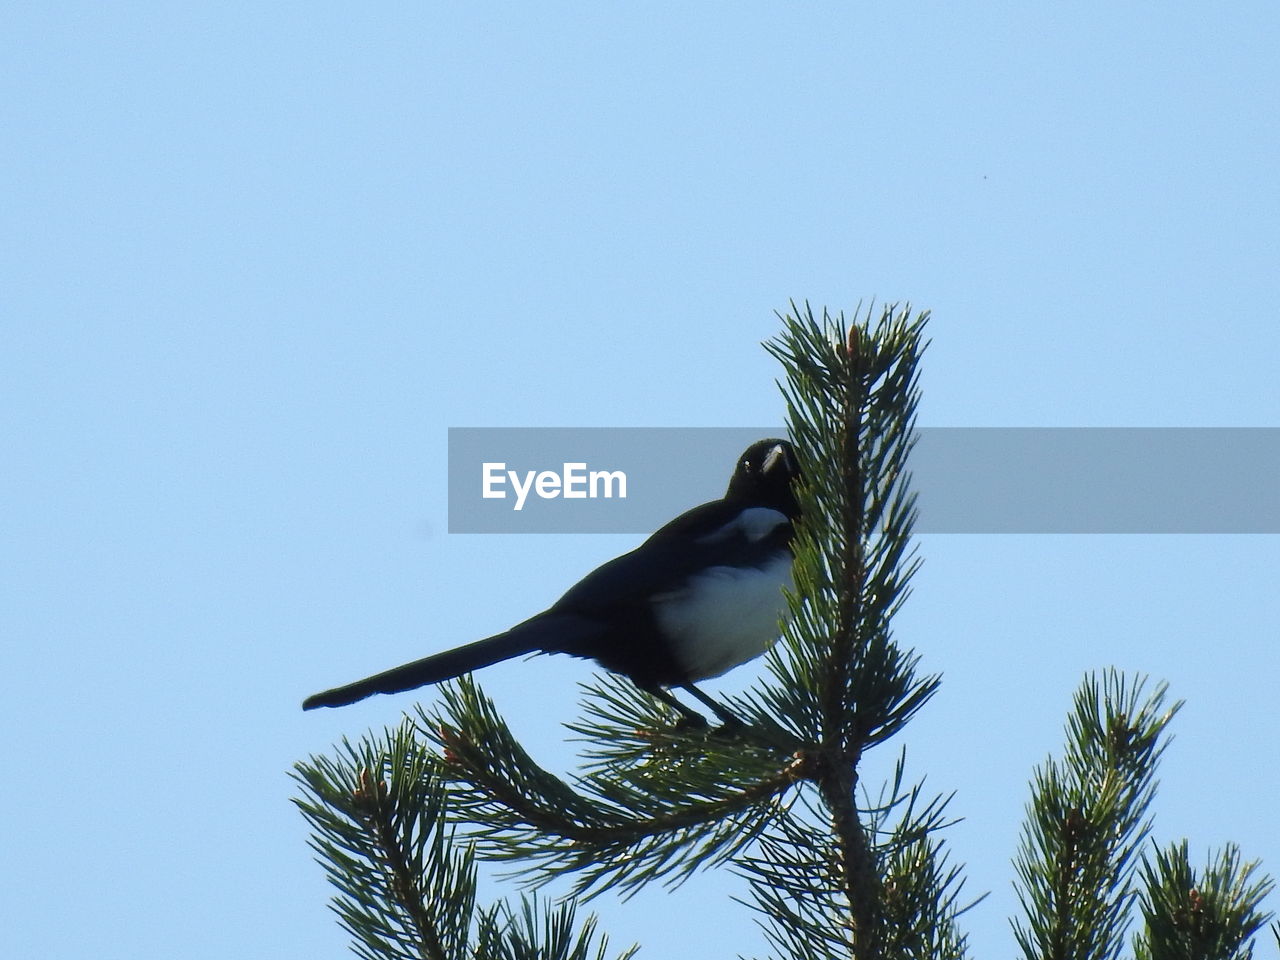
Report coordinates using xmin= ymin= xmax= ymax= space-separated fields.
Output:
xmin=4 ymin=3 xmax=1278 ymax=957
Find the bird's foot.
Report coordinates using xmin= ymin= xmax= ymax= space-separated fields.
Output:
xmin=671 ymin=712 xmax=711 ymax=733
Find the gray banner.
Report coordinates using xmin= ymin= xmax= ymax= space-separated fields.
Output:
xmin=447 ymin=427 xmax=1280 ymax=534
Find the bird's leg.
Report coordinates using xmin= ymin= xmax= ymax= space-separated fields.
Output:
xmin=680 ymin=683 xmax=744 ymax=729
xmin=638 ymin=684 xmax=710 ymax=728
xmin=682 ymin=684 xmax=804 ymax=751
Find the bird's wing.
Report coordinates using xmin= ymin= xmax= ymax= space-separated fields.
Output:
xmin=547 ymin=499 xmax=793 ymax=619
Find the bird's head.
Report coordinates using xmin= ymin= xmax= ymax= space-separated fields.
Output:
xmin=726 ymin=438 xmax=801 ymax=518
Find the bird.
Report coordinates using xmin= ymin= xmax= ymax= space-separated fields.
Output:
xmin=302 ymin=438 xmax=801 ymax=725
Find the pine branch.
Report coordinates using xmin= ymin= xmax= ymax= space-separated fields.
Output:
xmin=742 ymin=301 xmax=944 ymax=960
xmin=1012 ymin=670 xmax=1183 ymax=960
xmin=474 ymin=895 xmax=640 ymax=960
xmin=739 ymin=751 xmax=974 ymax=960
xmin=292 ymin=721 xmax=477 ymax=960
xmin=294 ymin=720 xmax=635 ymax=960
xmin=1133 ymin=841 xmax=1274 ymax=960
xmin=567 ymin=673 xmax=796 ymax=777
xmin=418 ymin=676 xmax=805 ymax=898
xmin=873 ymin=754 xmax=978 ymax=960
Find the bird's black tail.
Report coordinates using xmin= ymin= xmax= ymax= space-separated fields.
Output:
xmin=301 ymin=615 xmax=597 ymax=710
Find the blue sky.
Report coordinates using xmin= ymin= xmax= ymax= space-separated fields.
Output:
xmin=3 ymin=3 xmax=1278 ymax=957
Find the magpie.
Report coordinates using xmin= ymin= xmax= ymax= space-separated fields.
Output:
xmin=302 ymin=438 xmax=801 ymax=724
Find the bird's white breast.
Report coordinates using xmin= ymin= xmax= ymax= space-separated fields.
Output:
xmin=696 ymin=506 xmax=789 ymax=544
xmin=650 ymin=551 xmax=793 ymax=682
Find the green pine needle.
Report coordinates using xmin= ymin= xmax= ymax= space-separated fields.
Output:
xmin=1012 ymin=670 xmax=1184 ymax=960
xmin=1134 ymin=841 xmax=1274 ymax=960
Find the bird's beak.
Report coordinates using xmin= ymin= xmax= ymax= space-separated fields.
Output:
xmin=762 ymin=443 xmax=794 ymax=477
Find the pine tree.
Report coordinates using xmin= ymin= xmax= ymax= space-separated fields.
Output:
xmin=294 ymin=304 xmax=1273 ymax=959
